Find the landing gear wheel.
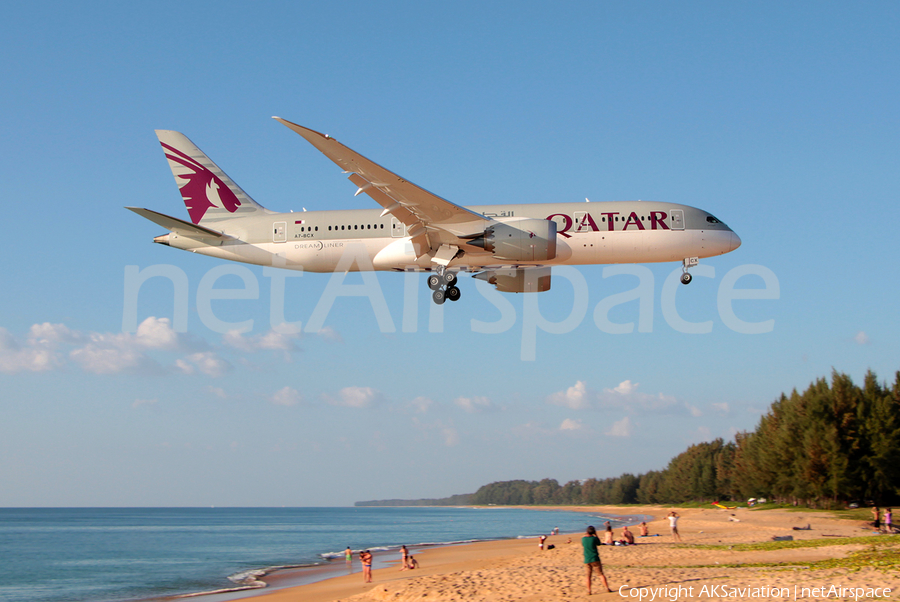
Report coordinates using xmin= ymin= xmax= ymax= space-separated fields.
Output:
xmin=680 ymin=272 xmax=693 ymax=285
xmin=446 ymin=286 xmax=461 ymax=302
xmin=432 ymin=289 xmax=446 ymax=305
xmin=443 ymin=272 xmax=458 ymax=287
xmin=427 ymin=274 xmax=442 ymax=290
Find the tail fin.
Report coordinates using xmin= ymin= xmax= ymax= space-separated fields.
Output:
xmin=155 ymin=130 xmax=267 ymax=224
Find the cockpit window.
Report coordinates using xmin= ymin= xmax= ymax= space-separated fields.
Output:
xmin=706 ymin=215 xmax=721 ymax=224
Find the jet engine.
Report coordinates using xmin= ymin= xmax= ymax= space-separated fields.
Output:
xmin=474 ymin=267 xmax=552 ymax=293
xmin=464 ymin=219 xmax=557 ymax=262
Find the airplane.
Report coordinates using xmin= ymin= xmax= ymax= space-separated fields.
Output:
xmin=128 ymin=117 xmax=741 ymax=305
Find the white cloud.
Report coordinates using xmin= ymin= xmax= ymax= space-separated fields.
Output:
xmin=547 ymin=381 xmax=589 ymax=409
xmin=409 ymin=396 xmax=434 ymax=413
xmin=175 ymin=352 xmax=231 ymax=377
xmin=71 ymin=341 xmax=158 ymax=375
xmin=69 ymin=317 xmax=187 ymax=375
xmin=28 ymin=323 xmax=83 ymax=346
xmin=854 ymin=331 xmax=870 ymax=345
xmin=0 ymin=327 xmax=61 ymax=373
xmin=327 ymin=386 xmax=381 ymax=408
xmin=454 ymin=395 xmax=492 ymax=413
xmin=604 ymin=416 xmax=632 ymax=437
xmin=222 ymin=323 xmax=302 ymax=353
xmin=613 ymin=380 xmax=638 ymax=395
xmin=271 ymin=386 xmax=302 ymax=407
xmin=685 ymin=403 xmax=703 ymax=417
xmin=560 ymin=418 xmax=584 ymax=431
xmin=134 ymin=317 xmax=180 ymax=350
xmin=546 ymin=380 xmax=682 ymax=414
xmin=315 ymin=326 xmax=342 ymax=342
xmin=711 ymin=402 xmax=730 ymax=414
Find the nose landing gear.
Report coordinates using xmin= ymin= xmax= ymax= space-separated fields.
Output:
xmin=681 ymin=257 xmax=698 ymax=285
xmin=428 ymin=266 xmax=461 ymax=304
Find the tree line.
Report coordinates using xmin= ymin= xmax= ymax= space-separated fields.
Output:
xmin=469 ymin=370 xmax=900 ymax=508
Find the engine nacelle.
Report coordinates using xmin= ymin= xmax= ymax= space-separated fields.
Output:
xmin=465 ymin=218 xmax=557 ymax=262
xmin=473 ymin=267 xmax=552 ymax=293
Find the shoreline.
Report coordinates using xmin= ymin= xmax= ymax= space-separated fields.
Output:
xmin=207 ymin=506 xmax=898 ymax=602
xmin=165 ymin=507 xmax=648 ymax=602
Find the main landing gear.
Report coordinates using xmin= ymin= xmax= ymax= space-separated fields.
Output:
xmin=681 ymin=257 xmax=699 ymax=285
xmin=427 ymin=267 xmax=461 ymax=304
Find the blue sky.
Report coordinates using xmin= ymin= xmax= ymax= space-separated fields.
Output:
xmin=1 ymin=2 xmax=898 ymax=506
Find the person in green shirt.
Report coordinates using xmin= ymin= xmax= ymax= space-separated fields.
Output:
xmin=582 ymin=526 xmax=612 ymax=595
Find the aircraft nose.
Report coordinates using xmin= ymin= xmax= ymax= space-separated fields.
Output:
xmin=730 ymin=231 xmax=742 ymax=252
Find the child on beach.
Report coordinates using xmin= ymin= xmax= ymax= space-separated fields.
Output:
xmin=582 ymin=526 xmax=612 ymax=595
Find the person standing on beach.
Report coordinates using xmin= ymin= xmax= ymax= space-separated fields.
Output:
xmin=668 ymin=511 xmax=682 ymax=542
xmin=872 ymin=506 xmax=881 ymax=531
xmin=582 ymin=526 xmax=612 ymax=595
xmin=884 ymin=509 xmax=892 ymax=533
xmin=399 ymin=545 xmax=409 ymax=570
xmin=345 ymin=546 xmax=352 ymax=566
xmin=539 ymin=535 xmax=547 ymax=550
xmin=360 ymin=550 xmax=373 ymax=583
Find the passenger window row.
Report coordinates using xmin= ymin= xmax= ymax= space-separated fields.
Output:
xmin=327 ymin=224 xmax=386 ymax=231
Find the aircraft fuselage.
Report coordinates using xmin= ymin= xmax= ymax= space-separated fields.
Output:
xmin=155 ymin=200 xmax=739 ymax=273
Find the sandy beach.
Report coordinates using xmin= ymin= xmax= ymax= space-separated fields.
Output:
xmin=236 ymin=506 xmax=898 ymax=602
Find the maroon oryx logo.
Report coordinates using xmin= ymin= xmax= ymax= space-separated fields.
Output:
xmin=162 ymin=143 xmax=241 ymax=223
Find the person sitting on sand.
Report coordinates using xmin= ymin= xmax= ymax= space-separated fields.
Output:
xmin=407 ymin=555 xmax=418 ymax=569
xmin=582 ymin=526 xmax=612 ymax=595
xmin=602 ymin=524 xmax=614 ymax=545
xmin=639 ymin=521 xmax=649 ymax=537
xmin=360 ymin=550 xmax=373 ymax=583
xmin=621 ymin=526 xmax=634 ymax=545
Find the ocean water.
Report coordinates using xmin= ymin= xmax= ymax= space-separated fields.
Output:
xmin=0 ymin=507 xmax=649 ymax=602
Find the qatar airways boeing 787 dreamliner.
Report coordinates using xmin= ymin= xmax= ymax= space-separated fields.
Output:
xmin=128 ymin=117 xmax=741 ymax=305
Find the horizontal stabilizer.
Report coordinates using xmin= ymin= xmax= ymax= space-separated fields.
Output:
xmin=125 ymin=207 xmax=229 ymax=239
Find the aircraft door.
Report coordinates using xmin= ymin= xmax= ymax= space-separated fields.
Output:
xmin=670 ymin=210 xmax=684 ymax=230
xmin=391 ymin=217 xmax=405 ymax=237
xmin=273 ymin=221 xmax=287 ymax=242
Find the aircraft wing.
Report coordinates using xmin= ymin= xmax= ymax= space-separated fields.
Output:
xmin=274 ymin=117 xmax=490 ymax=258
